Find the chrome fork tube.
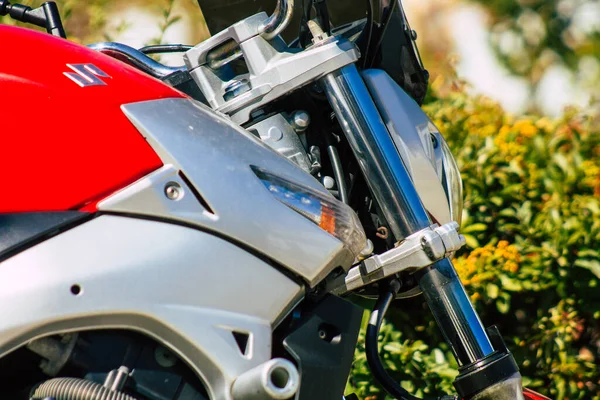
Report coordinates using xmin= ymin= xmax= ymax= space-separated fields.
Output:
xmin=320 ymin=65 xmax=430 ymax=241
xmin=320 ymin=64 xmax=494 ymax=367
xmin=418 ymin=259 xmax=494 ymax=365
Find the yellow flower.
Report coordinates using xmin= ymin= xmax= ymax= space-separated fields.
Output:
xmin=498 ymin=125 xmax=511 ymax=137
xmin=535 ymin=117 xmax=555 ymax=133
xmin=514 ymin=120 xmax=537 ymax=138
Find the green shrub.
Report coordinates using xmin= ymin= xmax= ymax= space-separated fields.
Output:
xmin=347 ymin=77 xmax=600 ymax=399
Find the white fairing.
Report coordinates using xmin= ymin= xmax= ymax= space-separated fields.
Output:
xmin=362 ymin=70 xmax=453 ymax=225
xmin=0 ymin=216 xmax=303 ymax=400
xmin=116 ymin=98 xmax=354 ymax=287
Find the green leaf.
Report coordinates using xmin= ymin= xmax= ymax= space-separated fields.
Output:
xmin=499 ymin=274 xmax=523 ymax=291
xmin=496 ymin=293 xmax=511 ymax=314
xmin=553 ymin=153 xmax=570 ymax=175
xmin=499 ymin=208 xmax=517 ymax=217
xmin=578 ymin=249 xmax=599 ymax=258
xmin=432 ymin=348 xmax=446 ymax=364
xmin=463 ymin=234 xmax=479 ymax=249
xmin=490 ymin=196 xmax=504 ymax=206
xmin=574 ymin=259 xmax=600 ymax=279
xmin=486 ymin=283 xmax=500 ymax=299
xmin=462 ymin=223 xmax=487 ymax=233
xmin=383 ymin=342 xmax=404 ymax=354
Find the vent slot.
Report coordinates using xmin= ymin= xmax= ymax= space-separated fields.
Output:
xmin=178 ymin=171 xmax=215 ymax=215
xmin=232 ymin=331 xmax=250 ymax=356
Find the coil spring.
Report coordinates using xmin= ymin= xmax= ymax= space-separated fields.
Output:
xmin=31 ymin=377 xmax=138 ymax=400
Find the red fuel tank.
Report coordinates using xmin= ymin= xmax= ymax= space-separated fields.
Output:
xmin=0 ymin=26 xmax=185 ymax=212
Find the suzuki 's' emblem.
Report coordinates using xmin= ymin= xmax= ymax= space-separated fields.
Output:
xmin=64 ymin=64 xmax=111 ymax=87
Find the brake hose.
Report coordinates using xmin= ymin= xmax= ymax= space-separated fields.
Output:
xmin=365 ymin=279 xmax=458 ymax=400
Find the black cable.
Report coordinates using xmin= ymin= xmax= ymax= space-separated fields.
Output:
xmin=325 ymin=134 xmax=349 ymax=204
xmin=365 ymin=279 xmax=457 ymax=400
xmin=0 ymin=0 xmax=8 ymax=15
xmin=139 ymin=44 xmax=192 ymax=54
xmin=298 ymin=0 xmax=314 ymax=48
xmin=313 ymin=0 xmax=331 ymax=35
xmin=357 ymin=0 xmax=374 ymax=69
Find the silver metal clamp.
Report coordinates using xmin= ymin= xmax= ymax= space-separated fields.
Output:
xmin=332 ymin=222 xmax=466 ymax=295
xmin=184 ymin=13 xmax=359 ymax=124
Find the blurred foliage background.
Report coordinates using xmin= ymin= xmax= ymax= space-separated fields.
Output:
xmin=349 ymin=80 xmax=600 ymax=400
xmin=2 ymin=0 xmax=599 ymax=399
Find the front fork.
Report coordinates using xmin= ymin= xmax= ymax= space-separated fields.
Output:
xmin=321 ymin=64 xmax=523 ymax=399
xmin=420 ymin=259 xmax=523 ymax=399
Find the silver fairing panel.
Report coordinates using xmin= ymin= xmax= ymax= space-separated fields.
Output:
xmin=362 ymin=69 xmax=452 ymax=225
xmin=0 ymin=215 xmax=303 ymax=400
xmin=112 ymin=98 xmax=353 ymax=286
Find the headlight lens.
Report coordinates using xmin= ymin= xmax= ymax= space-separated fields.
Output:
xmin=439 ymin=137 xmax=463 ymax=226
xmin=252 ymin=166 xmax=367 ymax=257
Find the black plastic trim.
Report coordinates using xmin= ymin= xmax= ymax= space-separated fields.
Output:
xmin=453 ymin=326 xmax=520 ymax=398
xmin=282 ymin=294 xmax=363 ymax=400
xmin=0 ymin=212 xmax=92 ymax=262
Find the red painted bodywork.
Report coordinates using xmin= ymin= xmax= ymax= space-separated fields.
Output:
xmin=0 ymin=26 xmax=185 ymax=212
xmin=524 ymin=388 xmax=552 ymax=399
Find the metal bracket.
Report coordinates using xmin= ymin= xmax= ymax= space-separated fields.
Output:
xmin=183 ymin=13 xmax=359 ymax=124
xmin=331 ymin=222 xmax=465 ymax=294
xmin=247 ymin=113 xmax=312 ymax=173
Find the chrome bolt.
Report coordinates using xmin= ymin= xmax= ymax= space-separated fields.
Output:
xmin=322 ymin=176 xmax=335 ymax=189
xmin=291 ymin=110 xmax=311 ymax=132
xmin=165 ymin=182 xmax=182 ymax=200
xmin=223 ymin=79 xmax=251 ymax=101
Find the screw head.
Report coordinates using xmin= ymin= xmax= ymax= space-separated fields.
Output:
xmin=266 ymin=126 xmax=284 ymax=142
xmin=155 ymin=346 xmax=177 ymax=368
xmin=292 ymin=111 xmax=310 ymax=132
xmin=165 ymin=182 xmax=182 ymax=200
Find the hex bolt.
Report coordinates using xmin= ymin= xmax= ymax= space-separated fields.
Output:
xmin=223 ymin=79 xmax=251 ymax=101
xmin=291 ymin=110 xmax=311 ymax=132
xmin=164 ymin=182 xmax=182 ymax=200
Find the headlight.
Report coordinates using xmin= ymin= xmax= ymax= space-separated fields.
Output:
xmin=252 ymin=166 xmax=367 ymax=257
xmin=438 ymin=136 xmax=463 ymax=226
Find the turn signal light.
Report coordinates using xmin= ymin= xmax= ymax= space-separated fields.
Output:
xmin=252 ymin=166 xmax=367 ymax=257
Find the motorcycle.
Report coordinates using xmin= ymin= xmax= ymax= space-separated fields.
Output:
xmin=0 ymin=0 xmax=551 ymax=399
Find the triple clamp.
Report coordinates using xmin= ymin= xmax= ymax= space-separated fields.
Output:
xmin=183 ymin=12 xmax=359 ymax=124
xmin=332 ymin=222 xmax=466 ymax=295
